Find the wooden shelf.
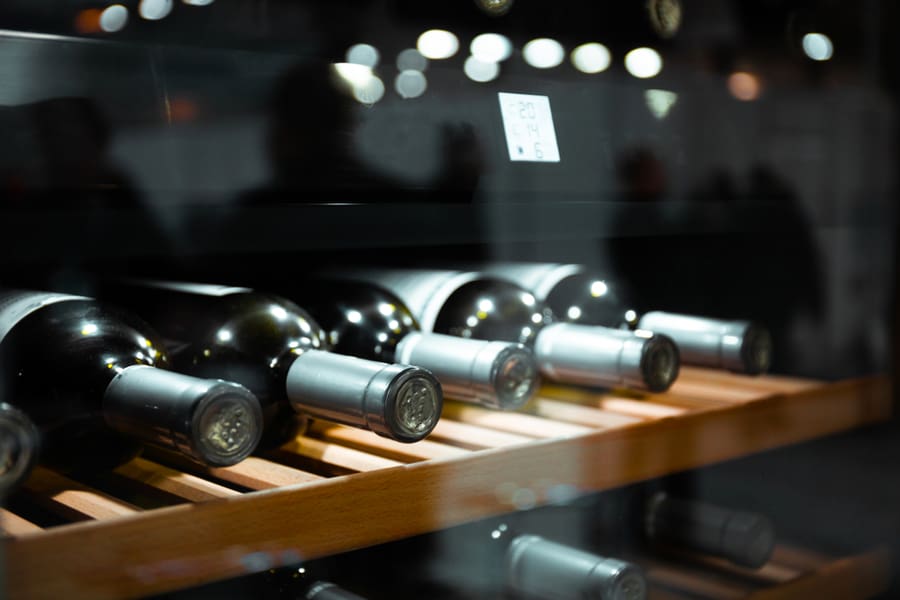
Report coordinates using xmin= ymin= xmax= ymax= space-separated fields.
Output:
xmin=642 ymin=544 xmax=892 ymax=599
xmin=2 ymin=368 xmax=892 ymax=599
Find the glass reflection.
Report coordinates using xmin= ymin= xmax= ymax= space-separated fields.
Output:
xmin=464 ymin=56 xmax=500 ymax=82
xmin=346 ymin=43 xmax=380 ymax=68
xmin=522 ymin=38 xmax=565 ymax=69
xmin=395 ymin=70 xmax=428 ymax=99
xmin=571 ymin=43 xmax=611 ymax=74
xmin=397 ymin=48 xmax=429 ymax=72
xmin=644 ymin=89 xmax=678 ymax=120
xmin=728 ymin=72 xmax=761 ymax=101
xmin=269 ymin=305 xmax=288 ymax=320
xmin=802 ymin=33 xmax=833 ymax=61
xmin=75 ymin=9 xmax=103 ymax=34
xmin=99 ymin=5 xmax=128 ymax=32
xmin=332 ymin=63 xmax=386 ymax=105
xmin=138 ymin=0 xmax=173 ymax=21
xmin=470 ymin=33 xmax=513 ymax=63
xmin=625 ymin=47 xmax=663 ymax=78
xmin=590 ymin=281 xmax=608 ymax=297
xmin=417 ymin=30 xmax=460 ymax=60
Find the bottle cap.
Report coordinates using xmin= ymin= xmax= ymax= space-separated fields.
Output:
xmin=395 ymin=332 xmax=539 ymax=409
xmin=506 ymin=534 xmax=647 ymax=600
xmin=286 ymin=350 xmax=442 ymax=443
xmin=637 ymin=313 xmax=772 ymax=375
xmin=534 ymin=323 xmax=679 ymax=392
xmin=638 ymin=333 xmax=681 ymax=393
xmin=103 ymin=366 xmax=263 ymax=467
xmin=0 ymin=403 xmax=39 ymax=496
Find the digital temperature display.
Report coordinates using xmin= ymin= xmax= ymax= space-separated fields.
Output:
xmin=498 ymin=92 xmax=561 ymax=163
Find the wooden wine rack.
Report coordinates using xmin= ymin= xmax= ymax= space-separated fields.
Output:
xmin=638 ymin=544 xmax=891 ymax=599
xmin=1 ymin=367 xmax=892 ymax=599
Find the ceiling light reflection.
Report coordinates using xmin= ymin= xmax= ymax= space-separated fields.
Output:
xmin=523 ymin=38 xmax=565 ymax=69
xmin=464 ymin=56 xmax=500 ymax=82
xmin=397 ymin=48 xmax=429 ymax=72
xmin=644 ymin=89 xmax=678 ymax=120
xmin=100 ymin=5 xmax=128 ymax=32
xmin=417 ymin=29 xmax=460 ymax=60
xmin=802 ymin=33 xmax=833 ymax=61
xmin=139 ymin=0 xmax=173 ymax=20
xmin=571 ymin=43 xmax=611 ymax=74
xmin=346 ymin=43 xmax=380 ymax=68
xmin=332 ymin=63 xmax=386 ymax=105
xmin=624 ymin=47 xmax=662 ymax=78
xmin=470 ymin=33 xmax=513 ymax=63
xmin=395 ymin=70 xmax=428 ymax=99
xmin=727 ymin=72 xmax=761 ymax=101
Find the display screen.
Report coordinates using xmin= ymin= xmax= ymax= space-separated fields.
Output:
xmin=497 ymin=93 xmax=561 ymax=163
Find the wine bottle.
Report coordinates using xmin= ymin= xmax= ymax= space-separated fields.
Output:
xmin=318 ymin=270 xmax=680 ymax=393
xmin=99 ymin=282 xmax=442 ymax=445
xmin=291 ymin=280 xmax=538 ymax=410
xmin=0 ymin=290 xmax=263 ymax=473
xmin=479 ymin=263 xmax=772 ymax=375
xmin=423 ymin=523 xmax=647 ymax=599
xmin=0 ymin=403 xmax=39 ymax=496
xmin=643 ymin=492 xmax=775 ymax=568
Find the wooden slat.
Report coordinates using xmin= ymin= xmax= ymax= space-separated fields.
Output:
xmin=653 ymin=545 xmax=804 ymax=587
xmin=746 ymin=547 xmax=891 ymax=600
xmin=207 ymin=457 xmax=324 ymax=490
xmin=767 ymin=545 xmax=832 ymax=572
xmin=4 ymin=375 xmax=890 ymax=600
xmin=441 ymin=402 xmax=594 ymax=438
xmin=114 ymin=459 xmax=239 ymax=503
xmin=676 ymin=367 xmax=819 ymax=394
xmin=21 ymin=468 xmax=139 ymax=522
xmin=307 ymin=423 xmax=468 ymax=463
xmin=538 ymin=385 xmax=688 ymax=419
xmin=278 ymin=436 xmax=403 ymax=472
xmin=0 ymin=509 xmax=42 ymax=537
xmin=429 ymin=419 xmax=533 ymax=449
xmin=667 ymin=380 xmax=764 ymax=404
xmin=530 ymin=398 xmax=646 ymax=429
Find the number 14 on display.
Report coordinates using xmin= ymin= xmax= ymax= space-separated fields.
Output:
xmin=498 ymin=92 xmax=561 ymax=163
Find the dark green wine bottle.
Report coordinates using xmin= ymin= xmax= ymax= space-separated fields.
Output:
xmin=292 ymin=280 xmax=538 ymax=410
xmin=480 ymin=263 xmax=772 ymax=375
xmin=0 ymin=290 xmax=263 ymax=473
xmin=320 ymin=270 xmax=679 ymax=393
xmin=99 ymin=282 xmax=442 ymax=446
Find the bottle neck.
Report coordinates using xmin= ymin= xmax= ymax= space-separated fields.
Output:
xmin=284 ymin=350 xmax=442 ymax=443
xmin=499 ymin=528 xmax=648 ymax=600
xmin=102 ymin=365 xmax=263 ymax=467
xmin=395 ymin=332 xmax=538 ymax=409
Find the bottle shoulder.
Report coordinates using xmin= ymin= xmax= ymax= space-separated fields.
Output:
xmin=544 ymin=273 xmax=639 ymax=328
xmin=435 ymin=279 xmax=551 ymax=346
xmin=300 ymin=283 xmax=419 ymax=362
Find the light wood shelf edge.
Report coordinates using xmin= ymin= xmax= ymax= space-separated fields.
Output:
xmin=4 ymin=375 xmax=892 ymax=600
xmin=745 ymin=546 xmax=892 ymax=600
